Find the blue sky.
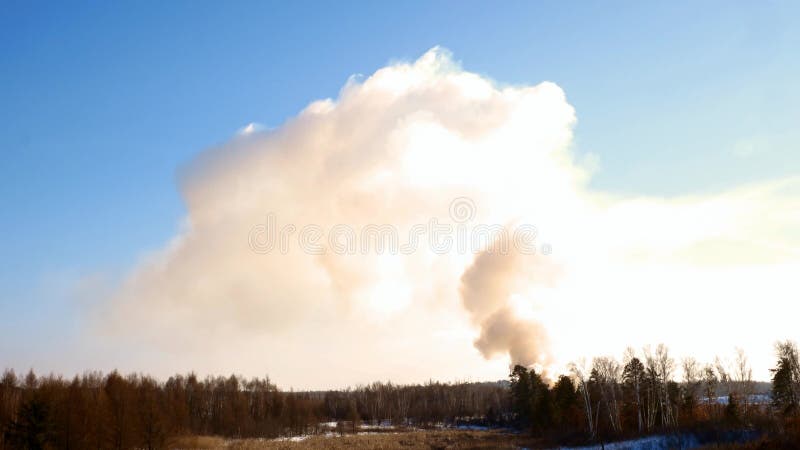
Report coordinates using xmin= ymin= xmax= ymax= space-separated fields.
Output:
xmin=1 ymin=1 xmax=799 ymax=374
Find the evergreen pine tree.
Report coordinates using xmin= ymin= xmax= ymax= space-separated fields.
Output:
xmin=509 ymin=365 xmax=532 ymax=425
xmin=771 ymin=357 xmax=798 ymax=416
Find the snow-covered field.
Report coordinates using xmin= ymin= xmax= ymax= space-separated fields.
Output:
xmin=557 ymin=430 xmax=761 ymax=450
xmin=264 ymin=421 xmax=760 ymax=449
xmin=558 ymin=434 xmax=700 ymax=450
xmin=699 ymin=394 xmax=771 ymax=405
xmin=269 ymin=420 xmax=505 ymax=443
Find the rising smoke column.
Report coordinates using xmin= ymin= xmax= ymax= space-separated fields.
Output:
xmin=459 ymin=242 xmax=555 ymax=368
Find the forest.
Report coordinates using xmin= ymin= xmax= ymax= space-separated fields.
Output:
xmin=1 ymin=342 xmax=799 ymax=449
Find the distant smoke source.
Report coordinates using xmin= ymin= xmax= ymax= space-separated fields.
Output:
xmin=460 ymin=243 xmax=553 ymax=368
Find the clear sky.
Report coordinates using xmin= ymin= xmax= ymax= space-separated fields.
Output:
xmin=1 ymin=1 xmax=799 ymax=386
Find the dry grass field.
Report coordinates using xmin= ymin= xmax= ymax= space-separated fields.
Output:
xmin=170 ymin=430 xmax=545 ymax=450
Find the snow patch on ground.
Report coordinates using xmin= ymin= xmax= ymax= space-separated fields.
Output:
xmin=559 ymin=434 xmax=700 ymax=450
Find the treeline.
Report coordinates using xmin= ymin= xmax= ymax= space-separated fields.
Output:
xmin=507 ymin=342 xmax=800 ymax=445
xmin=3 ymin=341 xmax=799 ymax=449
xmin=0 ymin=371 xmax=302 ymax=449
xmin=317 ymin=380 xmax=509 ymax=428
xmin=0 ymin=370 xmax=509 ymax=449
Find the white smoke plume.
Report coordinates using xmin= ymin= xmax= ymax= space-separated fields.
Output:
xmin=87 ymin=47 xmax=800 ymax=386
xmin=460 ymin=245 xmax=555 ymax=367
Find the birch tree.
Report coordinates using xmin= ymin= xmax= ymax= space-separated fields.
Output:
xmin=593 ymin=357 xmax=622 ymax=433
xmin=569 ymin=360 xmax=594 ymax=437
xmin=681 ymin=357 xmax=701 ymax=421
